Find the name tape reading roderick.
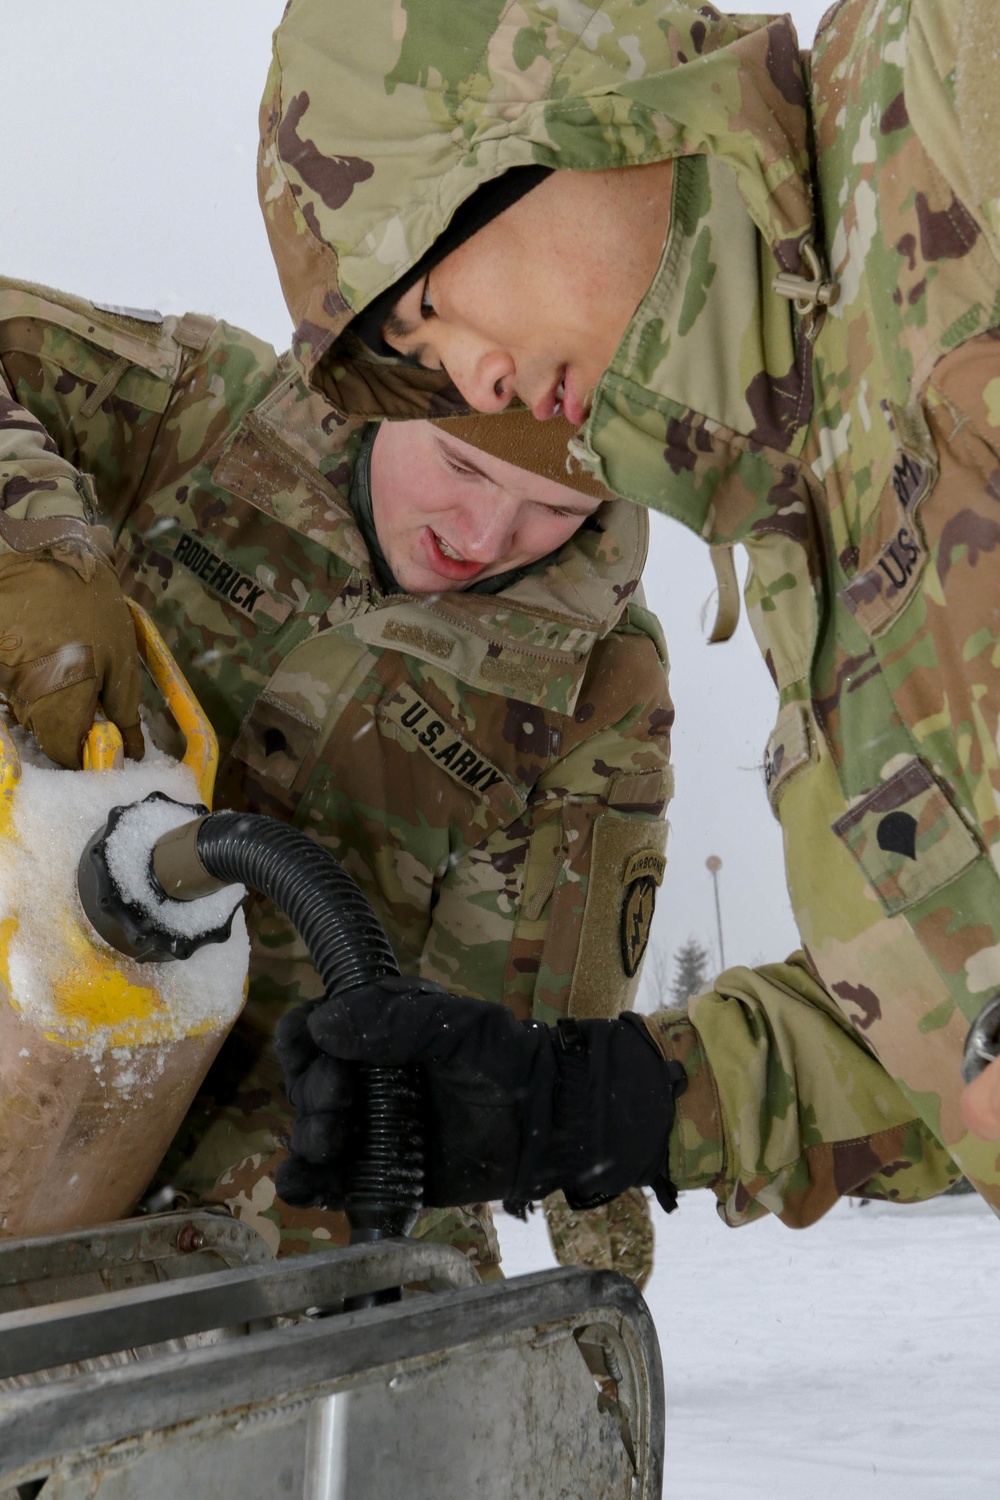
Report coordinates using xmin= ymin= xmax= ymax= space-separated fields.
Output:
xmin=173 ymin=531 xmax=268 ymax=615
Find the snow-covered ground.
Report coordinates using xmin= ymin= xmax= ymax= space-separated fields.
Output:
xmin=498 ymin=1191 xmax=997 ymax=1499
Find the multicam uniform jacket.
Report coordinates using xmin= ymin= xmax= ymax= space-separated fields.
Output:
xmin=0 ymin=280 xmax=672 ymax=1271
xmin=259 ymin=0 xmax=1000 ymax=1222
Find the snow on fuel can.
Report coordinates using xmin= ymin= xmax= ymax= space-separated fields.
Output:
xmin=0 ymin=603 xmax=249 ymax=1236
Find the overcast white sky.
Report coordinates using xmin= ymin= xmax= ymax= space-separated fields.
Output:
xmin=6 ymin=1 xmax=833 ymax=995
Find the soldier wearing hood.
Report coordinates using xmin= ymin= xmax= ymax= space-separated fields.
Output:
xmin=0 ymin=278 xmax=676 ymax=1281
xmin=258 ymin=0 xmax=1000 ymax=1224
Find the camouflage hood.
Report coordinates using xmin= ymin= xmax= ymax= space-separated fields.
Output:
xmin=259 ymin=0 xmax=816 ymax=421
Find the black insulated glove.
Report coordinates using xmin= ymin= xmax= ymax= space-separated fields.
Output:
xmin=273 ymin=978 xmax=686 ymax=1217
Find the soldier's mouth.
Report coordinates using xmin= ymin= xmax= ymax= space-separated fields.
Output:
xmin=560 ymin=369 xmax=591 ymax=429
xmin=422 ymin=528 xmax=484 ymax=583
xmin=530 ymin=370 xmax=564 ymax=422
xmin=531 ymin=369 xmax=591 ymax=427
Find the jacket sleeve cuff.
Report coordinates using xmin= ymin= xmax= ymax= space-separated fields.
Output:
xmin=641 ymin=1011 xmax=725 ymax=1192
xmin=0 ymin=416 xmax=96 ymax=532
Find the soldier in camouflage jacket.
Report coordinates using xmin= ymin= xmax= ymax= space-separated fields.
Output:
xmin=256 ymin=0 xmax=999 ymax=1223
xmin=0 ymin=278 xmax=672 ymax=1275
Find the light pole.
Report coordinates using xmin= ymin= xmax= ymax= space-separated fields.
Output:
xmin=706 ymin=855 xmax=725 ymax=970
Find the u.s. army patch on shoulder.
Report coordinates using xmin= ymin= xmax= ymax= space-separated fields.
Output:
xmin=620 ymin=850 xmax=666 ymax=977
xmin=840 ymin=442 xmax=934 ymax=638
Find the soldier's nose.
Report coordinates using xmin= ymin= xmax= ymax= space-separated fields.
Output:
xmin=457 ymin=505 xmax=519 ymax=563
xmin=443 ymin=338 xmax=516 ymax=415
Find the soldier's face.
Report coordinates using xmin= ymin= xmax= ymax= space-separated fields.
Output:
xmin=381 ymin=163 xmax=673 ymax=429
xmin=369 ymin=420 xmax=602 ymax=592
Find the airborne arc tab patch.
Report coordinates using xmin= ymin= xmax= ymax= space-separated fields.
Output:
xmin=621 ymin=849 xmax=666 ymax=978
xmin=565 ymin=813 xmax=669 ymax=1019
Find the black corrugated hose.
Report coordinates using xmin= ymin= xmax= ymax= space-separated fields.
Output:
xmin=194 ymin=812 xmax=424 ymax=1302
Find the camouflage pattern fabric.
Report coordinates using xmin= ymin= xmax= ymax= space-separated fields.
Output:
xmin=0 ymin=279 xmax=671 ymax=1269
xmin=543 ymin=1189 xmax=653 ymax=1292
xmin=260 ymin=0 xmax=1000 ymax=1221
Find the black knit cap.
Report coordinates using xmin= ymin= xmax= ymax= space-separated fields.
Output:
xmin=352 ymin=166 xmax=552 ymax=356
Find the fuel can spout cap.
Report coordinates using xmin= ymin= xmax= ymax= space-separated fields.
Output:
xmin=78 ymin=792 xmax=245 ymax=963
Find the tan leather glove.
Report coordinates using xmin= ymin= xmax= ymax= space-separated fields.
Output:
xmin=0 ymin=518 xmax=144 ymax=768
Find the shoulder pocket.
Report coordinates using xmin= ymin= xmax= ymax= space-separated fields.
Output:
xmin=0 ymin=279 xmax=182 ymax=416
xmin=832 ymin=758 xmax=982 ymax=914
xmin=529 ymin=769 xmax=671 ymax=1020
xmin=566 ymin=809 xmax=668 ymax=1018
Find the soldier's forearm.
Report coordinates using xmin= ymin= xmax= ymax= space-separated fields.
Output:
xmin=646 ymin=954 xmax=959 ymax=1227
xmin=0 ymin=392 xmax=91 ymax=529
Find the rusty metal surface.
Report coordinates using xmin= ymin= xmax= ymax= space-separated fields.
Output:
xmin=0 ymin=1210 xmax=271 ymax=1314
xmin=0 ymin=1212 xmax=278 ymax=1398
xmin=0 ymin=1264 xmax=663 ymax=1500
xmin=0 ymin=1236 xmax=480 ymax=1380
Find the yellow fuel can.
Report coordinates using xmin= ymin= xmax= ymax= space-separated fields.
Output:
xmin=0 ymin=603 xmax=248 ymax=1236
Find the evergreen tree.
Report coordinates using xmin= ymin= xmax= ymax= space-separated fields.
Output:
xmin=670 ymin=938 xmax=710 ymax=1006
